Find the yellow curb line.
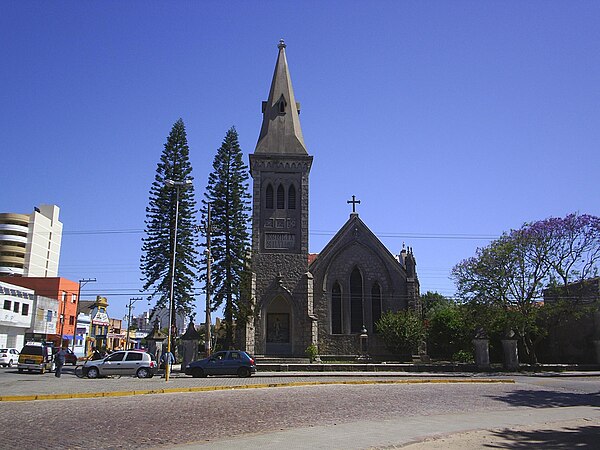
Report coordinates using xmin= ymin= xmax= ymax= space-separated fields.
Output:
xmin=0 ymin=378 xmax=515 ymax=402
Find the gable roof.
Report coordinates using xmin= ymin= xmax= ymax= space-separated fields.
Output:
xmin=309 ymin=213 xmax=407 ymax=278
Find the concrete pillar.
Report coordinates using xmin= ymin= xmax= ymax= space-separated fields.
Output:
xmin=502 ymin=339 xmax=519 ymax=371
xmin=472 ymin=339 xmax=490 ymax=369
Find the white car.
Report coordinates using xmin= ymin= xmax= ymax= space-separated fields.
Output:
xmin=0 ymin=348 xmax=20 ymax=367
xmin=82 ymin=350 xmax=157 ymax=378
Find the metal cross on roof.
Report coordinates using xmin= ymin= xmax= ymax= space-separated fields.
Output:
xmin=347 ymin=195 xmax=361 ymax=213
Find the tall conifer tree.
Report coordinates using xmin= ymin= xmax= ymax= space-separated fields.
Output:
xmin=141 ymin=119 xmax=199 ymax=330
xmin=202 ymin=127 xmax=251 ymax=348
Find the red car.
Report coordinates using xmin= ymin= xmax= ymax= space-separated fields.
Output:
xmin=52 ymin=347 xmax=78 ymax=365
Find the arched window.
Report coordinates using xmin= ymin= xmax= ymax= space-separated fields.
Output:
xmin=371 ymin=283 xmax=382 ymax=333
xmin=288 ymin=185 xmax=296 ymax=210
xmin=350 ymin=267 xmax=363 ymax=333
xmin=265 ymin=184 xmax=274 ymax=209
xmin=331 ymin=282 xmax=342 ymax=334
xmin=278 ymin=95 xmax=286 ymax=114
xmin=277 ymin=184 xmax=285 ymax=209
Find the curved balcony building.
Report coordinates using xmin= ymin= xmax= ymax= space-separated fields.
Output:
xmin=0 ymin=205 xmax=62 ymax=277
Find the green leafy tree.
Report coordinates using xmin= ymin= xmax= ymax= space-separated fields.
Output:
xmin=140 ymin=119 xmax=199 ymax=329
xmin=376 ymin=310 xmax=426 ymax=358
xmin=421 ymin=291 xmax=451 ymax=315
xmin=452 ymin=228 xmax=551 ymax=363
xmin=201 ymin=127 xmax=251 ymax=348
xmin=425 ymin=301 xmax=471 ymax=360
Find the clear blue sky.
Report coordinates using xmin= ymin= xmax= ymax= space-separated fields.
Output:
xmin=2 ymin=2 xmax=599 ymax=322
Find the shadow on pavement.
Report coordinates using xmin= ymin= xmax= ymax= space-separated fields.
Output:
xmin=488 ymin=389 xmax=600 ymax=408
xmin=484 ymin=424 xmax=600 ymax=448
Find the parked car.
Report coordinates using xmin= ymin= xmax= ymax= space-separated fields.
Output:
xmin=0 ymin=348 xmax=20 ymax=367
xmin=18 ymin=342 xmax=54 ymax=373
xmin=82 ymin=350 xmax=157 ymax=379
xmin=185 ymin=350 xmax=256 ymax=378
xmin=51 ymin=347 xmax=78 ymax=365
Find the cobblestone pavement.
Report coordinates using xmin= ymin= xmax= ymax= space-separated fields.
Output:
xmin=0 ymin=369 xmax=599 ymax=449
xmin=0 ymin=366 xmax=512 ymax=398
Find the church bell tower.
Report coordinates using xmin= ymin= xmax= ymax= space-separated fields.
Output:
xmin=248 ymin=40 xmax=314 ymax=356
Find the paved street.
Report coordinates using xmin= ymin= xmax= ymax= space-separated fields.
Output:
xmin=0 ymin=366 xmax=599 ymax=449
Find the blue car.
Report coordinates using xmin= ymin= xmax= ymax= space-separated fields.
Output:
xmin=185 ymin=350 xmax=256 ymax=378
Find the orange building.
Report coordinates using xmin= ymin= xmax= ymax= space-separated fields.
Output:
xmin=0 ymin=277 xmax=79 ymax=347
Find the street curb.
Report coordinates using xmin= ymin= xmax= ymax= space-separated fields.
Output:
xmin=0 ymin=378 xmax=514 ymax=402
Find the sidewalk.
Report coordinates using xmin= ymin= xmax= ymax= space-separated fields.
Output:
xmin=172 ymin=406 xmax=600 ymax=449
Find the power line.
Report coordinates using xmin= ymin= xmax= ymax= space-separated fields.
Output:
xmin=29 ymin=227 xmax=497 ymax=240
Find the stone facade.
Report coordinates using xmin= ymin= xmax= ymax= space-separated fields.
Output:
xmin=310 ymin=214 xmax=419 ymax=356
xmin=243 ymin=41 xmax=420 ymax=357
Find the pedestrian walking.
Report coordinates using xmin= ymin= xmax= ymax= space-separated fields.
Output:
xmin=54 ymin=346 xmax=68 ymax=378
xmin=161 ymin=351 xmax=175 ymax=371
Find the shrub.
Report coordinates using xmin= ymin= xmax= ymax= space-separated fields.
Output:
xmin=305 ymin=344 xmax=318 ymax=362
xmin=376 ymin=310 xmax=425 ymax=356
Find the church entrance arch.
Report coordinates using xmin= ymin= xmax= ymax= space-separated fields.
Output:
xmin=264 ymin=295 xmax=293 ymax=355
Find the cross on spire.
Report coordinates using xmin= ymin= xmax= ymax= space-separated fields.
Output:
xmin=347 ymin=195 xmax=361 ymax=213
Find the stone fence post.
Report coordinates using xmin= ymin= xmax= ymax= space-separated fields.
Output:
xmin=501 ymin=339 xmax=519 ymax=371
xmin=472 ymin=338 xmax=490 ymax=369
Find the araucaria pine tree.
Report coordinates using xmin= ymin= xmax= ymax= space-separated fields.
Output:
xmin=202 ymin=127 xmax=251 ymax=348
xmin=141 ymin=119 xmax=199 ymax=332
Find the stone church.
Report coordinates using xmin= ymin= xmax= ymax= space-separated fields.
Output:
xmin=243 ymin=41 xmax=421 ymax=357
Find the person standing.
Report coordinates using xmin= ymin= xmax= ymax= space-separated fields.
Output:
xmin=54 ymin=346 xmax=68 ymax=378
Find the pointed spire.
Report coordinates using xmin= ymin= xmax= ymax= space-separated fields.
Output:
xmin=255 ymin=39 xmax=308 ymax=155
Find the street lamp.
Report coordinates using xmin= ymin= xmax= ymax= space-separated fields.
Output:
xmin=204 ymin=202 xmax=213 ymax=357
xmin=164 ymin=178 xmax=192 ymax=381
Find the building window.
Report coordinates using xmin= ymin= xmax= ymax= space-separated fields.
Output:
xmin=22 ymin=303 xmax=29 ymax=316
xmin=288 ymin=184 xmax=296 ymax=210
xmin=371 ymin=283 xmax=382 ymax=333
xmin=331 ymin=282 xmax=342 ymax=334
xmin=265 ymin=184 xmax=274 ymax=209
xmin=62 ymin=292 xmax=67 ymax=302
xmin=3 ymin=300 xmax=10 ymax=310
xmin=350 ymin=267 xmax=363 ymax=333
xmin=72 ymin=294 xmax=77 ymax=303
xmin=13 ymin=302 xmax=20 ymax=313
xmin=277 ymin=184 xmax=285 ymax=209
xmin=69 ymin=315 xmax=75 ymax=325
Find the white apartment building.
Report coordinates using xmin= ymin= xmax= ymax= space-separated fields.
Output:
xmin=0 ymin=281 xmax=35 ymax=348
xmin=0 ymin=280 xmax=60 ymax=348
xmin=0 ymin=205 xmax=63 ymax=277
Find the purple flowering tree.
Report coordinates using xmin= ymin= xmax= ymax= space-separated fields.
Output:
xmin=541 ymin=213 xmax=600 ymax=292
xmin=452 ymin=213 xmax=600 ymax=364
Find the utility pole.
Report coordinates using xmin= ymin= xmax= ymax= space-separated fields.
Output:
xmin=72 ymin=278 xmax=96 ymax=353
xmin=204 ymin=203 xmax=212 ymax=357
xmin=126 ymin=297 xmax=143 ymax=350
